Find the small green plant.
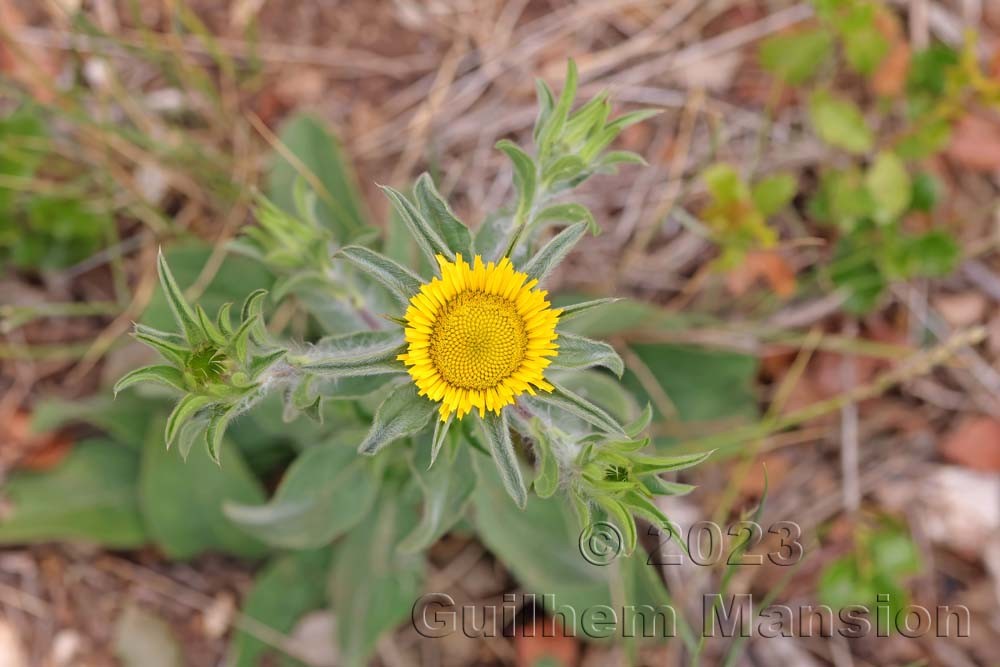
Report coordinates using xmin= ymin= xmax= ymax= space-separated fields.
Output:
xmin=730 ymin=0 xmax=997 ymax=309
xmin=108 ymin=61 xmax=709 ymax=663
xmin=0 ymin=106 xmax=113 ymax=271
xmin=818 ymin=519 xmax=922 ymax=629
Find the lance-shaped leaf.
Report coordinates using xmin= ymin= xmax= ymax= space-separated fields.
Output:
xmin=239 ymin=289 xmax=269 ymax=343
xmin=550 ymin=332 xmax=624 ymax=377
xmin=536 ymin=59 xmax=578 ymax=157
xmin=557 ymin=298 xmax=623 ymax=323
xmin=629 ymin=450 xmax=714 ymax=475
xmin=413 ymin=173 xmax=473 ymax=258
xmin=533 ymin=202 xmax=596 ymax=233
xmin=133 ymin=324 xmax=188 ymax=367
xmin=532 ymin=79 xmax=556 ymax=143
xmin=205 ymin=403 xmax=241 ymax=464
xmin=532 ymin=381 xmax=627 ymax=437
xmin=429 ymin=414 xmax=453 ymax=468
xmin=529 ymin=421 xmax=560 ymax=499
xmin=358 ymin=382 xmax=437 ymax=455
xmin=114 ymin=365 xmax=187 ymax=396
xmin=621 ymin=490 xmax=673 ymax=532
xmin=399 ymin=432 xmax=477 ymax=553
xmin=337 ymin=245 xmax=422 ymax=306
xmin=380 ymin=185 xmax=453 ymax=266
xmin=594 ymin=496 xmax=637 ymax=555
xmin=641 ymin=475 xmax=696 ymax=497
xmin=496 ymin=140 xmax=537 ymax=227
xmin=157 ymin=249 xmax=202 ymax=344
xmin=295 ymin=331 xmax=406 ymax=377
xmin=521 ymin=221 xmax=587 ymax=281
xmin=624 ymin=403 xmax=653 ymax=438
xmin=164 ymin=394 xmax=216 ymax=448
xmin=223 ymin=440 xmax=378 ymax=549
xmin=480 ymin=410 xmax=527 ymax=509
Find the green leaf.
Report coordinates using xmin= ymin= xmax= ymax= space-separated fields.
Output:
xmin=890 ymin=229 xmax=959 ymax=279
xmin=530 ymin=422 xmax=560 ymax=499
xmin=472 ymin=450 xmax=615 ymax=627
xmin=429 ymin=414 xmax=453 ymax=468
xmin=536 ymin=59 xmax=579 ymax=158
xmin=842 ymin=23 xmax=888 ymax=76
xmin=532 ymin=79 xmax=556 ymax=143
xmin=164 ymin=393 xmax=216 ymax=448
xmin=228 ymin=549 xmax=332 ymax=667
xmin=0 ymin=440 xmax=145 ymax=547
xmin=358 ymin=382 xmax=437 ymax=455
xmin=751 ymin=173 xmax=798 ymax=217
xmin=759 ymin=28 xmax=834 ymax=85
xmin=156 ymin=248 xmax=202 ymax=343
xmin=830 ymin=238 xmax=886 ymax=314
xmin=223 ymin=441 xmax=379 ymax=549
xmin=496 ymin=139 xmax=537 ymax=227
xmin=896 ymin=117 xmax=952 ymax=160
xmin=551 ymin=331 xmax=624 ymax=377
xmin=399 ymin=433 xmax=477 ymax=552
xmin=870 ymin=526 xmax=921 ymax=576
xmin=533 ymin=202 xmax=597 ymax=233
xmin=866 ymin=151 xmax=911 ymax=224
xmin=133 ymin=324 xmax=189 ymax=367
xmin=205 ymin=403 xmax=240 ymax=464
xmin=380 ymin=185 xmax=454 ymax=265
xmin=479 ymin=410 xmax=527 ymax=509
xmin=140 ymin=423 xmax=268 ymax=559
xmin=623 ymin=344 xmax=758 ymax=425
xmin=629 ymin=450 xmax=713 ymax=475
xmin=532 ymin=381 xmax=627 ymax=437
xmin=520 ymin=221 xmax=587 ymax=281
xmin=909 ymin=172 xmax=940 ymax=212
xmin=413 ymin=173 xmax=473 ymax=258
xmin=557 ymin=297 xmax=623 ymax=323
xmin=808 ymin=90 xmax=874 ymax=154
xmin=296 ymin=331 xmax=405 ymax=377
xmin=114 ymin=365 xmax=187 ymax=396
xmin=267 ymin=113 xmax=366 ymax=242
xmin=330 ymin=488 xmax=423 ymax=667
xmin=337 ymin=245 xmax=422 ymax=306
xmin=641 ymin=475 xmax=696 ymax=496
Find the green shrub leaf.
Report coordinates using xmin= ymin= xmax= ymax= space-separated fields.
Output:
xmin=358 ymin=382 xmax=437 ymax=455
xmin=480 ymin=410 xmax=527 ymax=508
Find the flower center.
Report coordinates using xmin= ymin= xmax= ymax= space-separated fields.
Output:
xmin=429 ymin=291 xmax=528 ymax=390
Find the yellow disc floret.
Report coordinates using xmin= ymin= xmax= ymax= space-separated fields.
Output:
xmin=398 ymin=254 xmax=561 ymax=420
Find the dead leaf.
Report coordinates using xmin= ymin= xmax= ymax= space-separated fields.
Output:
xmin=515 ymin=617 xmax=580 ymax=667
xmin=940 ymin=416 xmax=1000 ymax=472
xmin=113 ymin=603 xmax=184 ymax=667
xmin=946 ymin=113 xmax=1000 ymax=171
xmin=871 ymin=8 xmax=910 ymax=97
xmin=0 ymin=620 xmax=27 ymax=667
xmin=872 ymin=41 xmax=911 ymax=97
xmin=933 ymin=292 xmax=987 ymax=328
xmin=725 ymin=250 xmax=797 ymax=298
xmin=878 ymin=466 xmax=1000 ymax=556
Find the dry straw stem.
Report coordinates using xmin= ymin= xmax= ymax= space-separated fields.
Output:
xmin=676 ymin=326 xmax=988 ymax=456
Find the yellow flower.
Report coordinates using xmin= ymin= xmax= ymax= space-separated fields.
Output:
xmin=398 ymin=254 xmax=561 ymax=420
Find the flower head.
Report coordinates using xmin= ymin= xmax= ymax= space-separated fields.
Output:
xmin=398 ymin=253 xmax=560 ymax=420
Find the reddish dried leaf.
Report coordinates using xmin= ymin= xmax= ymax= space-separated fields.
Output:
xmin=946 ymin=113 xmax=1000 ymax=171
xmin=940 ymin=416 xmax=1000 ymax=472
xmin=725 ymin=250 xmax=797 ymax=298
